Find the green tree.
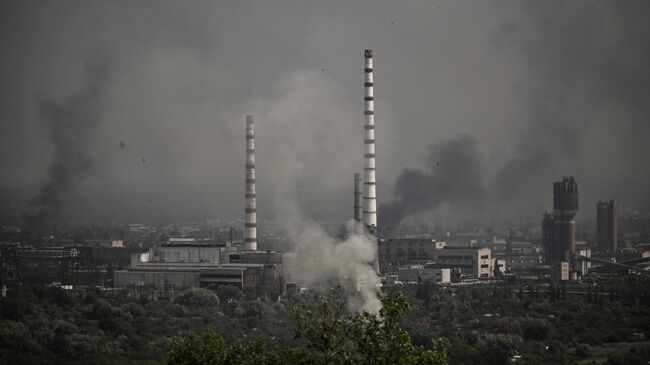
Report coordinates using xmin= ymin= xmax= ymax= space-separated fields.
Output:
xmin=293 ymin=287 xmax=447 ymax=365
xmin=174 ymin=288 xmax=220 ymax=307
xmin=217 ymin=285 xmax=243 ymax=302
xmin=167 ymin=332 xmax=228 ymax=365
xmin=167 ymin=332 xmax=305 ymax=365
xmin=169 ymin=287 xmax=448 ymax=365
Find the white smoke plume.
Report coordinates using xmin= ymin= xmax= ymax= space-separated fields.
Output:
xmin=247 ymin=70 xmax=382 ymax=312
xmin=285 ymin=217 xmax=382 ymax=313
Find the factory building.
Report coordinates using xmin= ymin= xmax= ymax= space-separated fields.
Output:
xmin=114 ymin=267 xmax=200 ymax=289
xmin=152 ymin=238 xmax=223 ymax=264
xmin=378 ymin=238 xmax=492 ymax=279
xmin=113 ymin=263 xmax=271 ymax=291
xmin=378 ymin=238 xmax=446 ymax=269
xmin=229 ymin=250 xmax=282 ymax=265
xmin=597 ymin=200 xmax=618 ymax=252
xmin=420 ymin=266 xmax=451 ymax=284
xmin=114 ymin=238 xmax=283 ymax=293
xmin=394 ymin=265 xmax=451 ymax=284
xmin=431 ymin=247 xmax=492 ymax=279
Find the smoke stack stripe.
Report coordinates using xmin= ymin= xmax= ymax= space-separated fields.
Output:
xmin=363 ymin=49 xmax=377 ymax=232
xmin=244 ymin=115 xmax=257 ymax=251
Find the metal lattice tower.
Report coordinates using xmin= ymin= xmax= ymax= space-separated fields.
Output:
xmin=59 ymin=246 xmax=98 ymax=286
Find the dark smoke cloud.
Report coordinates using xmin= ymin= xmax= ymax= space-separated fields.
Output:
xmin=490 ymin=1 xmax=650 ymax=209
xmin=24 ymin=48 xmax=112 ymax=235
xmin=381 ymin=1 xmax=650 ymax=229
xmin=379 ymin=135 xmax=484 ymax=233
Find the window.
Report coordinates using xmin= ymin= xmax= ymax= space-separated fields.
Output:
xmin=480 ymin=264 xmax=489 ymax=268
xmin=480 ymin=255 xmax=489 ymax=259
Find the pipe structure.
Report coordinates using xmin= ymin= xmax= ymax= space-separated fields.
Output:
xmin=244 ymin=115 xmax=257 ymax=251
xmin=354 ymin=173 xmax=363 ymax=223
xmin=353 ymin=172 xmax=363 ymax=235
xmin=363 ymin=49 xmax=377 ymax=234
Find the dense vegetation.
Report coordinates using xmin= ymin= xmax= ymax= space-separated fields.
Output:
xmin=1 ymin=275 xmax=649 ymax=364
xmin=168 ymin=289 xmax=447 ymax=364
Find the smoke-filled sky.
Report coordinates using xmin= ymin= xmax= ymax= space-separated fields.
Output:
xmin=1 ymin=1 xmax=649 ymax=226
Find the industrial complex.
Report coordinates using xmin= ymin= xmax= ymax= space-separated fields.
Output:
xmin=2 ymin=49 xmax=650 ymax=299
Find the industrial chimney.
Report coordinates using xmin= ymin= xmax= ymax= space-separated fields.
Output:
xmin=354 ymin=172 xmax=363 ymax=223
xmin=244 ymin=115 xmax=257 ymax=251
xmin=353 ymin=172 xmax=363 ymax=235
xmin=363 ymin=49 xmax=377 ymax=235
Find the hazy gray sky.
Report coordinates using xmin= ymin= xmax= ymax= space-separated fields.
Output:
xmin=1 ymin=1 xmax=648 ymax=224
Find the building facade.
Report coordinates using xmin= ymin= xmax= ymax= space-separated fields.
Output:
xmin=597 ymin=200 xmax=618 ymax=252
xmin=431 ymin=247 xmax=492 ymax=279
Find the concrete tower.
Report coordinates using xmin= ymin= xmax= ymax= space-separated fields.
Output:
xmin=596 ymin=200 xmax=618 ymax=252
xmin=552 ymin=176 xmax=578 ymax=262
xmin=363 ymin=49 xmax=377 ymax=234
xmin=244 ymin=115 xmax=257 ymax=251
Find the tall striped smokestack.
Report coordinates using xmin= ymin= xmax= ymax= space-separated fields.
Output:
xmin=363 ymin=49 xmax=377 ymax=235
xmin=244 ymin=115 xmax=257 ymax=251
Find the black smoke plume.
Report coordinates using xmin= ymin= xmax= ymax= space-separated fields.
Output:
xmin=491 ymin=1 xmax=650 ymax=210
xmin=379 ymin=136 xmax=484 ymax=234
xmin=23 ymin=49 xmax=112 ymax=237
xmin=380 ymin=2 xmax=650 ymax=230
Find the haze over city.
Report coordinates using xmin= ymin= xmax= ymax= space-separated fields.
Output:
xmin=1 ymin=2 xmax=649 ymax=364
xmin=2 ymin=1 xmax=648 ymax=227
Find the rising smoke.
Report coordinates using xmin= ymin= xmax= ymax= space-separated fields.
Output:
xmin=381 ymin=1 xmax=650 ymax=229
xmin=253 ymin=70 xmax=381 ymax=312
xmin=284 ymin=218 xmax=381 ymax=313
xmin=492 ymin=1 xmax=650 ymax=210
xmin=379 ymin=135 xmax=484 ymax=234
xmin=23 ymin=49 xmax=112 ymax=236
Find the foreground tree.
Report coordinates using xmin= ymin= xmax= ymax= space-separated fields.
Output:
xmin=167 ymin=287 xmax=448 ymax=365
xmin=294 ymin=287 xmax=447 ymax=365
xmin=167 ymin=332 xmax=305 ymax=365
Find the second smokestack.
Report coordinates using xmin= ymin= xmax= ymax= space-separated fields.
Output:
xmin=244 ymin=115 xmax=257 ymax=251
xmin=354 ymin=172 xmax=363 ymax=223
